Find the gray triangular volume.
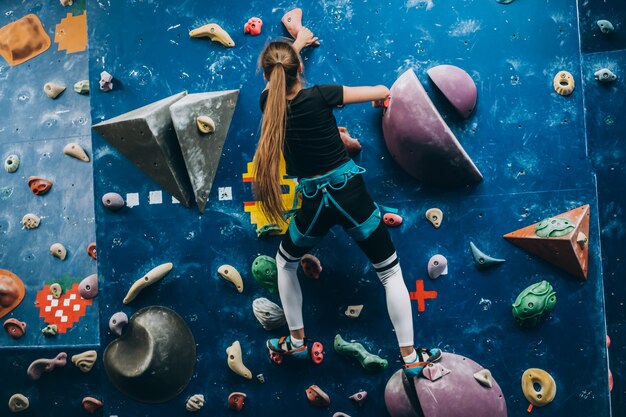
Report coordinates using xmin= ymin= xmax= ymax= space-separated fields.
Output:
xmin=169 ymin=90 xmax=239 ymax=213
xmin=92 ymin=92 xmax=195 ymax=207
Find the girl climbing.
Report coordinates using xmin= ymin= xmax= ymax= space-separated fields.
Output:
xmin=253 ymin=29 xmax=441 ymax=377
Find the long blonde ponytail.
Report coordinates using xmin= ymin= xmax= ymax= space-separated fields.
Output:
xmin=253 ymin=41 xmax=300 ymax=223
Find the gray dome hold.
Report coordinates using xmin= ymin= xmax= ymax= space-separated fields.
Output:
xmin=252 ymin=297 xmax=286 ymax=330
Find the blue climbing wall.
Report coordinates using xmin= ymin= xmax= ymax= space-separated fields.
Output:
xmin=579 ymin=0 xmax=626 ymax=413
xmin=1 ymin=0 xmax=621 ymax=416
xmin=0 ymin=0 xmax=100 ymax=415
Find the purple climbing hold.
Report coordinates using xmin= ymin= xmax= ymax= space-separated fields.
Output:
xmin=78 ymin=274 xmax=98 ymax=299
xmin=99 ymin=71 xmax=114 ymax=92
xmin=382 ymin=69 xmax=482 ymax=188
xmin=109 ymin=311 xmax=128 ymax=336
xmin=427 ymin=65 xmax=477 ymax=119
xmin=27 ymin=352 xmax=67 ymax=380
xmin=102 ymin=192 xmax=124 ymax=211
xmin=349 ymin=390 xmax=367 ymax=406
xmin=384 ymin=352 xmax=507 ymax=417
xmin=427 ymin=254 xmax=448 ymax=279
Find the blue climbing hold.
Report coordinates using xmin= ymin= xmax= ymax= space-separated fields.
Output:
xmin=469 ymin=242 xmax=505 ymax=269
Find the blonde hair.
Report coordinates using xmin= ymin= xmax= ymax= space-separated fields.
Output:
xmin=253 ymin=41 xmax=300 ymax=223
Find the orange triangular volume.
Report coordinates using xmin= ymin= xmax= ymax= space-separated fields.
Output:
xmin=0 ymin=269 xmax=26 ymax=318
xmin=503 ymin=205 xmax=590 ymax=279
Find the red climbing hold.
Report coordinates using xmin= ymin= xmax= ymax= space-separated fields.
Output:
xmin=383 ymin=213 xmax=403 ymax=227
xmin=310 ymin=341 xmax=324 ymax=364
xmin=228 ymin=392 xmax=246 ymax=412
xmin=27 ymin=176 xmax=52 ymax=195
xmin=244 ymin=17 xmax=262 ymax=36
xmin=301 ymin=254 xmax=322 ymax=280
xmin=87 ymin=242 xmax=97 ymax=260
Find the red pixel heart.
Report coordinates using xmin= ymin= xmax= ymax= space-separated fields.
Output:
xmin=35 ymin=284 xmax=93 ymax=333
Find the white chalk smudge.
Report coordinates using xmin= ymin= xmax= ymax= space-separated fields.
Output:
xmin=167 ymin=24 xmax=181 ymax=31
xmin=406 ymin=0 xmax=435 ymax=11
xmin=449 ymin=19 xmax=482 ymax=37
xmin=479 ymin=298 xmax=492 ymax=310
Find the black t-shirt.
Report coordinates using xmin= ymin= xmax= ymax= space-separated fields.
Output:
xmin=260 ymin=84 xmax=350 ymax=178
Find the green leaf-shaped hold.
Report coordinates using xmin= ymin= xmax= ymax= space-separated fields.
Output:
xmin=534 ymin=217 xmax=575 ymax=238
xmin=251 ymin=255 xmax=278 ymax=293
xmin=334 ymin=334 xmax=388 ymax=372
xmin=512 ymin=280 xmax=557 ymax=327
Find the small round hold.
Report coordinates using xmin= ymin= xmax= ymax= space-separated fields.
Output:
xmin=594 ymin=68 xmax=617 ymax=83
xmin=228 ymin=392 xmax=247 ymax=412
xmin=82 ymin=397 xmax=103 ymax=414
xmin=256 ymin=373 xmax=265 ymax=383
xmin=78 ymin=274 xmax=98 ymax=299
xmin=244 ymin=17 xmax=263 ymax=36
xmin=427 ymin=254 xmax=448 ymax=279
xmin=87 ymin=242 xmax=97 ymax=260
xmin=22 ymin=213 xmax=41 ymax=229
xmin=349 ymin=390 xmax=367 ymax=406
xmin=383 ymin=213 xmax=403 ymax=227
xmin=102 ymin=192 xmax=125 ymax=211
xmin=597 ymin=19 xmax=615 ymax=34
xmin=197 ymin=116 xmax=216 ymax=133
xmin=43 ymin=82 xmax=66 ymax=99
xmin=109 ymin=311 xmax=128 ymax=336
xmin=50 ymin=283 xmax=63 ymax=299
xmin=42 ymin=324 xmax=58 ymax=337
xmin=74 ymin=80 xmax=90 ymax=94
xmin=425 ymin=208 xmax=443 ymax=228
xmin=301 ymin=254 xmax=322 ymax=280
xmin=8 ymin=393 xmax=29 ymax=412
xmin=553 ymin=70 xmax=575 ymax=96
xmin=186 ymin=394 xmax=205 ymax=412
xmin=63 ymin=142 xmax=90 ymax=162
xmin=4 ymin=154 xmax=20 ymax=173
xmin=28 ymin=176 xmax=53 ymax=196
xmin=3 ymin=318 xmax=27 ymax=339
xmin=50 ymin=243 xmax=67 ymax=260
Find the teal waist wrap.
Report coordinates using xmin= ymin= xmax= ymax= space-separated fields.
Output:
xmin=285 ymin=160 xmax=397 ymax=246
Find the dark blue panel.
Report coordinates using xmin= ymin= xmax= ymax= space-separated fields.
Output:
xmin=578 ymin=0 xmax=626 ymax=53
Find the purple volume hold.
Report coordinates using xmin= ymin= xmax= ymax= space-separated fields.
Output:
xmin=27 ymin=352 xmax=68 ymax=380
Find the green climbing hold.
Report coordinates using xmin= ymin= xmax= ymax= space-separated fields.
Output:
xmin=42 ymin=324 xmax=58 ymax=337
xmin=251 ymin=255 xmax=278 ymax=293
xmin=534 ymin=217 xmax=574 ymax=238
xmin=333 ymin=334 xmax=388 ymax=372
xmin=512 ymin=280 xmax=557 ymax=328
xmin=256 ymin=224 xmax=281 ymax=238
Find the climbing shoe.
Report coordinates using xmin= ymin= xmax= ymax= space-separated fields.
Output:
xmin=266 ymin=336 xmax=309 ymax=359
xmin=403 ymin=347 xmax=442 ymax=378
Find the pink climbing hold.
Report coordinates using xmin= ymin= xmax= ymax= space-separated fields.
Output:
xmin=301 ymin=254 xmax=322 ymax=280
xmin=82 ymin=397 xmax=103 ymax=414
xmin=310 ymin=341 xmax=324 ymax=364
xmin=3 ymin=318 xmax=26 ymax=339
xmin=244 ymin=17 xmax=262 ymax=36
xmin=27 ymin=352 xmax=67 ymax=380
xmin=383 ymin=213 xmax=403 ymax=227
xmin=281 ymin=8 xmax=320 ymax=45
xmin=422 ymin=362 xmax=451 ymax=382
xmin=333 ymin=413 xmax=352 ymax=417
xmin=427 ymin=65 xmax=477 ymax=119
xmin=78 ymin=274 xmax=98 ymax=299
xmin=349 ymin=390 xmax=367 ymax=406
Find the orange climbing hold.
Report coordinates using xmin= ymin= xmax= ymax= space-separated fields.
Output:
xmin=0 ymin=14 xmax=51 ymax=66
xmin=54 ymin=12 xmax=87 ymax=54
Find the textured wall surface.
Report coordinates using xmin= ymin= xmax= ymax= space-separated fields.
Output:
xmin=0 ymin=0 xmax=620 ymax=416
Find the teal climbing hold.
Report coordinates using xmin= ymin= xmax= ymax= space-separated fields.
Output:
xmin=469 ymin=242 xmax=505 ymax=268
xmin=256 ymin=224 xmax=281 ymax=238
xmin=333 ymin=334 xmax=388 ymax=372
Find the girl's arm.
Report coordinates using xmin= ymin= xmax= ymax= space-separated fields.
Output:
xmin=343 ymin=85 xmax=390 ymax=105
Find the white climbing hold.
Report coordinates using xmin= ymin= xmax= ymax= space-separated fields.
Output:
xmin=474 ymin=369 xmax=494 ymax=388
xmin=63 ymin=143 xmax=90 ymax=162
xmin=345 ymin=304 xmax=364 ymax=318
xmin=43 ymin=82 xmax=66 ymax=99
xmin=50 ymin=243 xmax=67 ymax=260
xmin=185 ymin=394 xmax=205 ymax=412
xmin=122 ymin=262 xmax=173 ymax=304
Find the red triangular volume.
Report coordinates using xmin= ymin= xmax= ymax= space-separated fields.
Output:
xmin=503 ymin=205 xmax=590 ymax=279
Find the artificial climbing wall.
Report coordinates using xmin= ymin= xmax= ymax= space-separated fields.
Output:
xmin=0 ymin=1 xmax=618 ymax=417
xmin=579 ymin=0 xmax=626 ymax=413
xmin=0 ymin=1 xmax=101 ymax=416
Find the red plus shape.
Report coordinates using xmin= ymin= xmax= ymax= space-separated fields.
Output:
xmin=409 ymin=280 xmax=438 ymax=312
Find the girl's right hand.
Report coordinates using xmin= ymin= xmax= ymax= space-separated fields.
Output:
xmin=294 ymin=26 xmax=320 ymax=51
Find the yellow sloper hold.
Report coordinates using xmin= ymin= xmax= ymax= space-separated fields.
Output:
xmin=242 ymin=157 xmax=299 ymax=234
xmin=218 ymin=265 xmax=243 ymax=293
xmin=54 ymin=12 xmax=87 ymax=54
xmin=226 ymin=341 xmax=252 ymax=379
xmin=0 ymin=14 xmax=51 ymax=66
xmin=189 ymin=23 xmax=235 ymax=47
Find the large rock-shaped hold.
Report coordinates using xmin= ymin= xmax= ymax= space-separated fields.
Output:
xmin=503 ymin=205 xmax=590 ymax=279
xmin=169 ymin=90 xmax=239 ymax=213
xmin=92 ymin=92 xmax=194 ymax=207
xmin=382 ymin=69 xmax=482 ymax=187
xmin=385 ymin=353 xmax=507 ymax=417
xmin=0 ymin=14 xmax=51 ymax=66
xmin=427 ymin=65 xmax=477 ymax=119
xmin=0 ymin=269 xmax=25 ymax=319
xmin=103 ymin=306 xmax=196 ymax=403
